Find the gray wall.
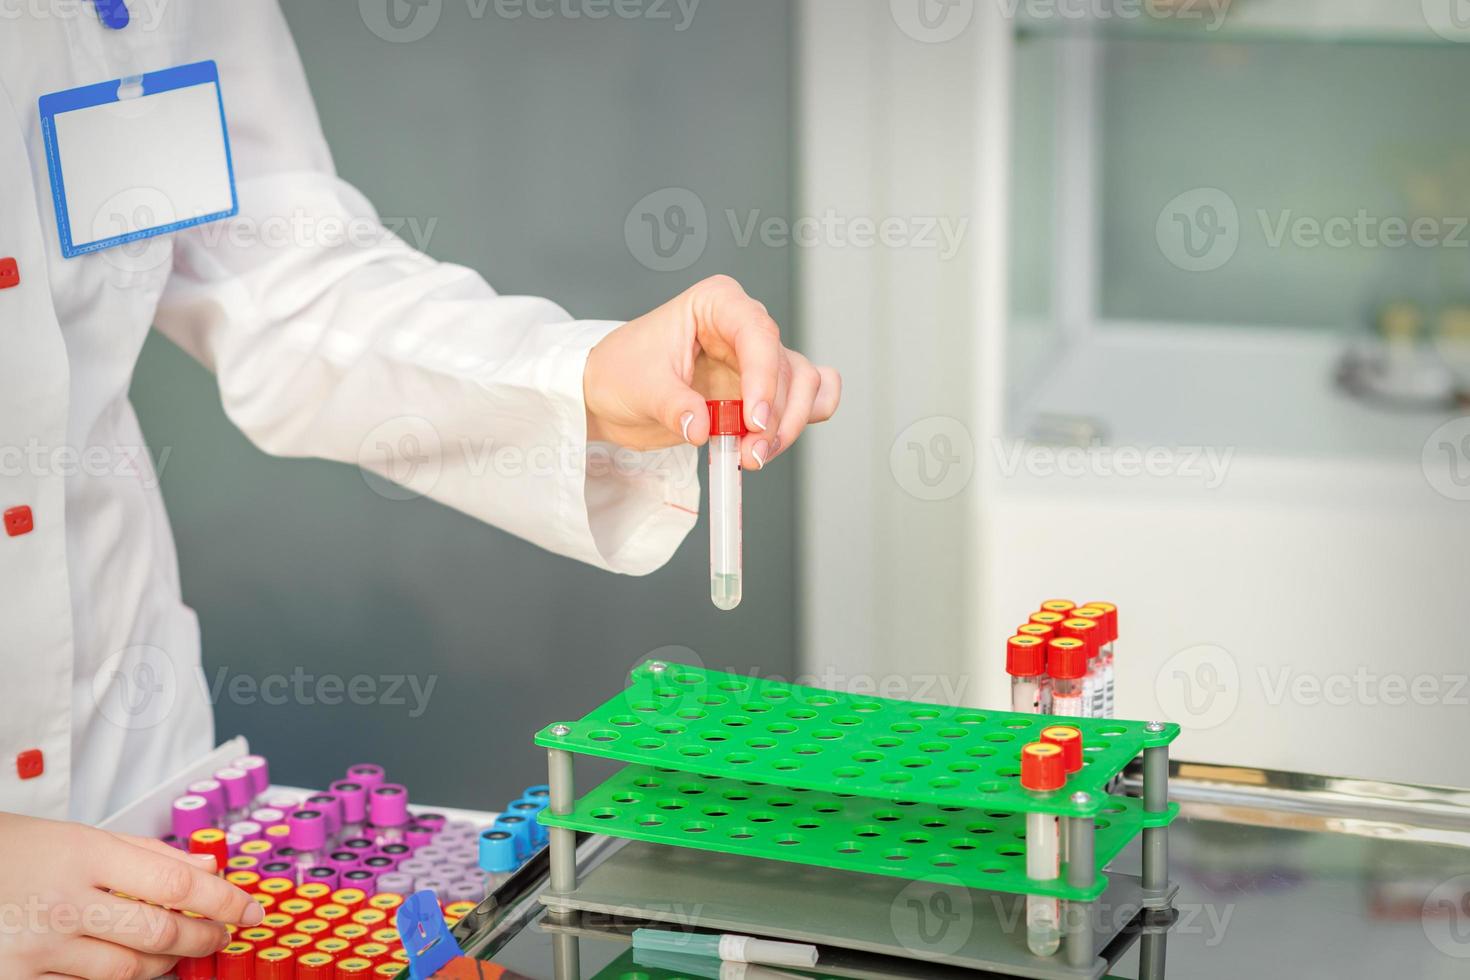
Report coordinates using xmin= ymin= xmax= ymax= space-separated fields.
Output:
xmin=130 ymin=0 xmax=796 ymax=809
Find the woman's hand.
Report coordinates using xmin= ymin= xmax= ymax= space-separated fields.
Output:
xmin=0 ymin=812 xmax=264 ymax=979
xmin=583 ymin=275 xmax=841 ymax=470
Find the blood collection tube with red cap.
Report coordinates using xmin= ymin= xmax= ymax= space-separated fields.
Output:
xmin=1005 ymin=635 xmax=1049 ymax=713
xmin=1021 ymin=741 xmax=1066 ymax=957
xmin=706 ymin=399 xmax=745 ymax=611
xmin=1059 ymin=616 xmax=1101 ymax=717
xmin=1047 ymin=637 xmax=1088 ymax=717
xmin=1080 ymin=601 xmax=1118 ymax=717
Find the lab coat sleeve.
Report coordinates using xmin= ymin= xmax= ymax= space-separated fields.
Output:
xmin=153 ymin=3 xmax=699 ymax=575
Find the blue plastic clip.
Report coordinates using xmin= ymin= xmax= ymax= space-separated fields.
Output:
xmin=90 ymin=0 xmax=130 ymax=29
xmin=396 ymin=889 xmax=464 ymax=980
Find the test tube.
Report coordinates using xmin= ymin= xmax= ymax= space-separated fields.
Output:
xmin=1020 ymin=742 xmax=1066 ymax=957
xmin=288 ymin=809 xmax=328 ymax=882
xmin=706 ymin=399 xmax=746 ymax=611
xmin=346 ymin=764 xmax=386 ymax=792
xmin=232 ymin=755 xmax=270 ymax=803
xmin=367 ymin=784 xmax=410 ymax=845
xmin=478 ymin=828 xmax=518 ymax=897
xmin=1005 ymin=635 xmax=1049 ymax=713
xmin=1080 ymin=601 xmax=1118 ymax=717
xmin=214 ymin=767 xmax=252 ymax=823
xmin=171 ymin=795 xmax=214 ymax=842
xmin=1046 ymin=637 xmax=1088 ymax=717
xmin=329 ymin=780 xmax=368 ymax=839
xmin=1059 ymin=617 xmax=1102 ymax=718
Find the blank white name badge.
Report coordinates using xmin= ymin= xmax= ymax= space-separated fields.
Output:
xmin=39 ymin=60 xmax=237 ymax=259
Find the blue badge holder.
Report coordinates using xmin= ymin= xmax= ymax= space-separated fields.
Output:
xmin=396 ymin=889 xmax=467 ymax=980
xmin=39 ymin=60 xmax=238 ymax=259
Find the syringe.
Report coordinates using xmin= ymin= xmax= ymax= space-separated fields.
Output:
xmin=1020 ymin=742 xmax=1066 ymax=957
xmin=706 ymin=400 xmax=746 ymax=611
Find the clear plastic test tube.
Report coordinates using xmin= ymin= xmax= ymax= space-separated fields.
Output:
xmin=1081 ymin=602 xmax=1118 ymax=717
xmin=1020 ymin=742 xmax=1066 ymax=957
xmin=1006 ymin=635 xmax=1049 ymax=713
xmin=1046 ymin=637 xmax=1087 ymax=717
xmin=1059 ymin=617 xmax=1102 ymax=718
xmin=706 ymin=400 xmax=746 ymax=611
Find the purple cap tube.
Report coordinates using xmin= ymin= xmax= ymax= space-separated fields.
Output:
xmin=187 ymin=779 xmax=227 ymax=820
xmin=232 ymin=755 xmax=269 ymax=798
xmin=171 ymin=795 xmax=214 ymax=840
xmin=302 ymin=865 xmax=338 ymax=889
xmin=287 ymin=809 xmax=327 ymax=852
xmin=330 ymin=780 xmax=368 ymax=824
xmin=250 ymin=807 xmax=286 ymax=826
xmin=345 ymin=763 xmax=385 ymax=792
xmin=341 ymin=867 xmax=378 ymax=893
xmin=304 ymin=793 xmax=342 ymax=838
xmin=214 ymin=768 xmax=251 ymax=814
xmin=264 ymin=792 xmax=300 ymax=810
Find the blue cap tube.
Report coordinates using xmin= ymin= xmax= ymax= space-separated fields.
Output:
xmin=492 ymin=814 xmax=532 ymax=862
xmin=508 ymin=797 xmax=549 ymax=848
xmin=478 ymin=828 xmax=519 ymax=874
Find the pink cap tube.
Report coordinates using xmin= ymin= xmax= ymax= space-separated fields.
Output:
xmin=170 ymin=795 xmax=214 ymax=839
xmin=345 ymin=763 xmax=385 ymax=792
xmin=232 ymin=755 xmax=269 ymax=797
xmin=329 ymin=850 xmax=361 ymax=871
xmin=341 ymin=867 xmax=377 ymax=893
xmin=405 ymin=824 xmax=435 ymax=849
xmin=368 ymin=784 xmax=409 ymax=829
xmin=304 ymin=793 xmax=342 ymax=838
xmin=378 ymin=843 xmax=412 ymax=866
xmin=330 ymin=780 xmax=368 ymax=823
xmin=302 ymin=865 xmax=338 ymax=889
xmin=414 ymin=812 xmax=447 ymax=831
xmin=214 ymin=768 xmax=251 ymax=810
xmin=186 ymin=779 xmax=226 ymax=820
xmin=228 ymin=820 xmax=263 ymax=843
xmin=288 ymin=809 xmax=327 ymax=851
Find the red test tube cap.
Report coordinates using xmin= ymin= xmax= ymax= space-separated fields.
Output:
xmin=1040 ymin=599 xmax=1076 ymax=617
xmin=1021 ymin=742 xmax=1066 ymax=791
xmin=1040 ymin=725 xmax=1084 ymax=773
xmin=1059 ymin=617 xmax=1099 ymax=653
xmin=1029 ymin=611 xmax=1066 ymax=629
xmin=257 ymin=947 xmax=296 ymax=980
xmin=188 ymin=828 xmax=229 ymax=871
xmin=707 ymin=399 xmax=747 ymax=437
xmin=1005 ymin=635 xmax=1046 ymax=677
xmin=216 ymin=942 xmax=255 ymax=980
xmin=1081 ymin=601 xmax=1118 ymax=643
xmin=1047 ymin=638 xmax=1088 ymax=680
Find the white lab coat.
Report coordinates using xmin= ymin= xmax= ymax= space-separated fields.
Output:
xmin=0 ymin=3 xmax=698 ymax=824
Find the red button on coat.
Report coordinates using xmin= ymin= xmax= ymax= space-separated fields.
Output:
xmin=3 ymin=506 xmax=33 ymax=537
xmin=0 ymin=258 xmax=17 ymax=290
xmin=17 ymin=749 xmax=43 ymax=780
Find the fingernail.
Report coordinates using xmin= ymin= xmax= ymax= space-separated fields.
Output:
xmin=190 ymin=854 xmax=215 ymax=868
xmin=680 ymin=411 xmax=695 ymax=444
xmin=752 ymin=441 xmax=769 ymax=470
xmin=242 ymin=902 xmax=265 ymax=926
xmin=751 ymin=402 xmax=770 ymax=432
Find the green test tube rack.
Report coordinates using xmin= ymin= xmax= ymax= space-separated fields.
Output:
xmin=536 ymin=661 xmax=1179 ymax=973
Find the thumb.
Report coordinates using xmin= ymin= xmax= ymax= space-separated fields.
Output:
xmin=657 ymin=382 xmax=711 ymax=447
